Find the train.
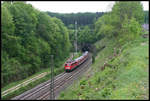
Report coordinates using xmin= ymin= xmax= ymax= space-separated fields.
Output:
xmin=65 ymin=51 xmax=88 ymax=72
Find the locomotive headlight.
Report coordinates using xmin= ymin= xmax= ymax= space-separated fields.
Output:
xmin=66 ymin=66 xmax=70 ymax=69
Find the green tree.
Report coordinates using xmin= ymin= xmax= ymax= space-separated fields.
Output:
xmin=1 ymin=5 xmax=15 ymax=35
xmin=94 ymin=13 xmax=117 ymax=38
xmin=95 ymin=1 xmax=144 ymax=43
xmin=1 ymin=1 xmax=71 ymax=87
xmin=119 ymin=16 xmax=142 ymax=44
xmin=112 ymin=1 xmax=144 ymax=24
xmin=7 ymin=2 xmax=38 ymax=38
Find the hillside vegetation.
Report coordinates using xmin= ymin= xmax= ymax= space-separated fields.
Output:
xmin=58 ymin=1 xmax=148 ymax=100
xmin=59 ymin=35 xmax=148 ymax=100
xmin=2 ymin=2 xmax=71 ymax=87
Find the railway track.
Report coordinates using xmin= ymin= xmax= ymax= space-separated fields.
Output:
xmin=40 ymin=58 xmax=92 ymax=100
xmin=2 ymin=72 xmax=50 ymax=97
xmin=12 ymin=53 xmax=92 ymax=100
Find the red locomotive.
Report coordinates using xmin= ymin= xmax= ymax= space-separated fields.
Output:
xmin=65 ymin=51 xmax=88 ymax=72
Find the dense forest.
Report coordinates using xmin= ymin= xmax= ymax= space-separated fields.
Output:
xmin=144 ymin=10 xmax=149 ymax=24
xmin=1 ymin=1 xmax=148 ymax=89
xmin=46 ymin=12 xmax=106 ymax=51
xmin=47 ymin=10 xmax=148 ymax=28
xmin=46 ymin=11 xmax=104 ymax=28
xmin=1 ymin=2 xmax=71 ymax=87
xmin=46 ymin=9 xmax=148 ymax=51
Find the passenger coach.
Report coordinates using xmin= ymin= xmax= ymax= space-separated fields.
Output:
xmin=65 ymin=51 xmax=88 ymax=72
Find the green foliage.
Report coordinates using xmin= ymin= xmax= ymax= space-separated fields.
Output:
xmin=119 ymin=16 xmax=142 ymax=44
xmin=2 ymin=34 xmax=22 ymax=57
xmin=2 ymin=64 xmax=66 ymax=99
xmin=1 ymin=5 xmax=15 ymax=35
xmin=59 ymin=35 xmax=148 ymax=100
xmin=95 ymin=14 xmax=112 ymax=37
xmin=7 ymin=2 xmax=38 ymax=37
xmin=46 ymin=12 xmax=105 ymax=27
xmin=78 ymin=26 xmax=91 ymax=44
xmin=78 ymin=25 xmax=99 ymax=48
xmin=46 ymin=10 xmax=105 ymax=52
xmin=2 ymin=58 xmax=22 ymax=87
xmin=112 ymin=1 xmax=144 ymax=24
xmin=95 ymin=1 xmax=144 ymax=45
xmin=1 ymin=1 xmax=71 ymax=87
xmin=144 ymin=11 xmax=149 ymax=24
xmin=58 ymin=1 xmax=147 ymax=100
xmin=80 ymin=79 xmax=87 ymax=86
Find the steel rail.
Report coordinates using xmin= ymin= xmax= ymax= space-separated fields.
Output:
xmin=12 ymin=53 xmax=92 ymax=100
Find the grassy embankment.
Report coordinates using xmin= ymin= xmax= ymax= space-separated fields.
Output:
xmin=58 ymin=34 xmax=149 ymax=100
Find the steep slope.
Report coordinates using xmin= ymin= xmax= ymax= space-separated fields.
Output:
xmin=58 ymin=36 xmax=149 ymax=100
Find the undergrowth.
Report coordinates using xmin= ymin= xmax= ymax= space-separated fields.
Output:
xmin=58 ymin=36 xmax=149 ymax=100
